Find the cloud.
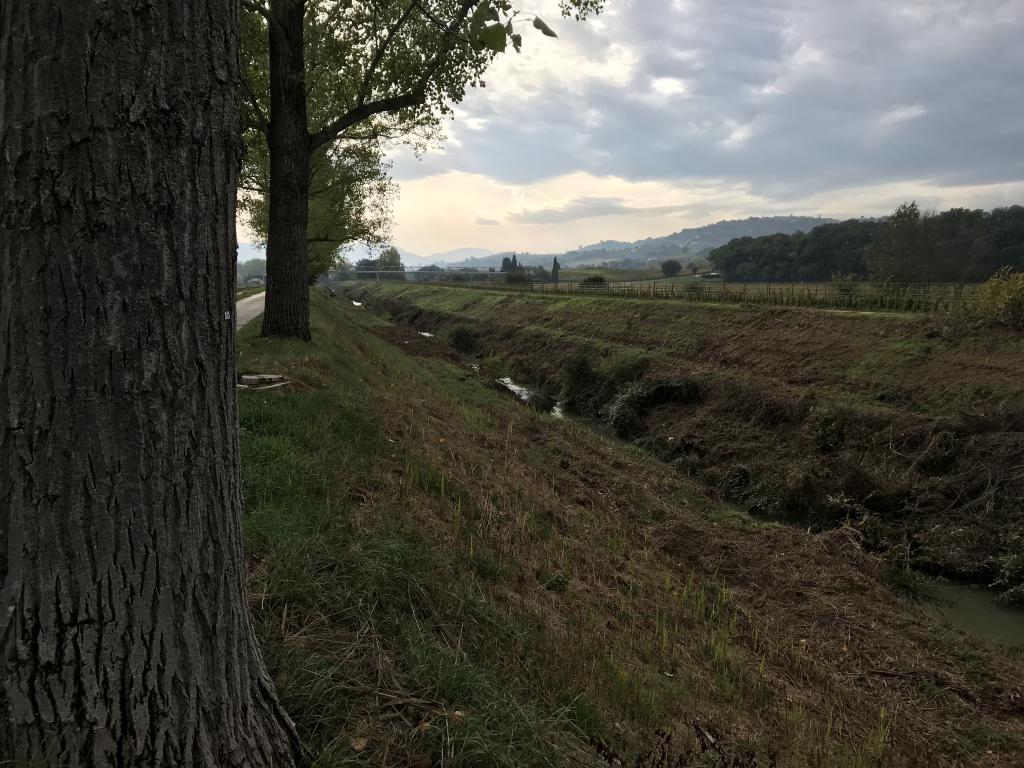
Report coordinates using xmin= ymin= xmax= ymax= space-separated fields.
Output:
xmin=387 ymin=0 xmax=1024 ymax=252
xmin=509 ymin=195 xmax=691 ymax=224
xmin=474 ymin=217 xmax=502 ymax=226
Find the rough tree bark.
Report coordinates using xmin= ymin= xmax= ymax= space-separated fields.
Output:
xmin=0 ymin=2 xmax=302 ymax=765
xmin=262 ymin=0 xmax=312 ymax=340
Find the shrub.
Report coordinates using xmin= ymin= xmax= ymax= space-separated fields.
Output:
xmin=805 ymin=406 xmax=847 ymax=453
xmin=581 ymin=275 xmax=607 ymax=286
xmin=995 ymin=541 xmax=1024 ymax=606
xmin=661 ymin=259 xmax=682 ymax=278
xmin=603 ymin=380 xmax=702 ymax=438
xmin=447 ymin=325 xmax=478 ymax=354
xmin=561 ymin=355 xmax=613 ymax=417
xmin=603 ymin=382 xmax=649 ymax=437
xmin=505 ymin=270 xmax=529 ymax=284
xmin=975 ymin=267 xmax=1024 ymax=329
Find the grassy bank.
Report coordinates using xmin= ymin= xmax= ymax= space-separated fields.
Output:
xmin=238 ymin=292 xmax=1023 ymax=767
xmin=343 ymin=282 xmax=1024 ymax=591
xmin=237 ymin=286 xmax=266 ymax=300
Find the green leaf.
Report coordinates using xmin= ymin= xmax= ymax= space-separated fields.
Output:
xmin=533 ymin=16 xmax=558 ymax=37
xmin=481 ymin=23 xmax=507 ymax=53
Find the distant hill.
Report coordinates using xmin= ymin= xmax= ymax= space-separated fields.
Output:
xmin=237 ymin=242 xmax=266 ymax=263
xmin=563 ymin=216 xmax=835 ymax=266
xmin=342 ymin=244 xmax=494 ymax=268
xmin=443 ymin=216 xmax=835 ymax=270
xmin=427 ymin=247 xmax=493 ymax=263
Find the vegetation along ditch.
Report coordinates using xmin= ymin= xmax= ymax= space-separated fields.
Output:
xmin=342 ymin=282 xmax=1024 ymax=621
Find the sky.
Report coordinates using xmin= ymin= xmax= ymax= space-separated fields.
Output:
xmin=389 ymin=0 xmax=1024 ymax=256
xmin=239 ymin=0 xmax=1024 ymax=259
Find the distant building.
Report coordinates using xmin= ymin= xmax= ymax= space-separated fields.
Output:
xmin=245 ymin=277 xmax=265 ymax=286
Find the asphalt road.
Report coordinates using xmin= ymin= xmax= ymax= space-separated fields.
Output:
xmin=235 ymin=292 xmax=265 ymax=329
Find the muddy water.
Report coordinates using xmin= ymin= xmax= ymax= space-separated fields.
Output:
xmin=922 ymin=581 xmax=1024 ymax=649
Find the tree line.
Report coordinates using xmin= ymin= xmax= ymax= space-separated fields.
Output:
xmin=709 ymin=203 xmax=1024 ymax=283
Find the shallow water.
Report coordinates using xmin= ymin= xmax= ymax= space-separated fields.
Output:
xmin=921 ymin=581 xmax=1024 ymax=649
xmin=496 ymin=377 xmax=533 ymax=402
xmin=495 ymin=376 xmax=564 ymax=417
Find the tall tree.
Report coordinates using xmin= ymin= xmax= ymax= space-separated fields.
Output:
xmin=0 ymin=2 xmax=300 ymax=765
xmin=242 ymin=0 xmax=603 ymax=340
xmin=867 ymin=201 xmax=925 ymax=282
xmin=240 ymin=134 xmax=396 ymax=281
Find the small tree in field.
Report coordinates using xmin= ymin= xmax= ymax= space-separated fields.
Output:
xmin=686 ymin=261 xmax=700 ymax=275
xmin=661 ymin=259 xmax=683 ymax=278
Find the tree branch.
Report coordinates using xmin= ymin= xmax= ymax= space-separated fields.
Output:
xmin=241 ymin=0 xmax=275 ymax=26
xmin=357 ymin=2 xmax=418 ymax=108
xmin=309 ymin=0 xmax=478 ymax=152
xmin=240 ymin=74 xmax=270 ymax=136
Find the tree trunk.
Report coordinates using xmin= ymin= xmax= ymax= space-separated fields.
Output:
xmin=262 ymin=0 xmax=312 ymax=340
xmin=0 ymin=2 xmax=302 ymax=765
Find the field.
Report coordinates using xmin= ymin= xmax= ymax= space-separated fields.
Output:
xmin=557 ymin=267 xmax=663 ymax=282
xmin=238 ymin=290 xmax=1024 ymax=767
xmin=462 ymin=278 xmax=978 ymax=313
xmin=236 ymin=285 xmax=266 ymax=300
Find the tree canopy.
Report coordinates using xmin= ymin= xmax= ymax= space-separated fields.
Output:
xmin=241 ymin=0 xmax=604 ymax=339
xmin=709 ymin=205 xmax=1024 ymax=283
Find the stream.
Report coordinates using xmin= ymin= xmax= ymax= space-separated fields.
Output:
xmin=921 ymin=581 xmax=1024 ymax=649
xmin=495 ymin=376 xmax=563 ymax=418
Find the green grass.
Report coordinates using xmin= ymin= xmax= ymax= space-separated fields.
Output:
xmin=237 ymin=293 xmax=1024 ymax=768
xmin=237 ymin=286 xmax=266 ymax=300
xmin=558 ymin=268 xmax=662 ymax=282
xmin=239 ymin=306 xmax=590 ymax=766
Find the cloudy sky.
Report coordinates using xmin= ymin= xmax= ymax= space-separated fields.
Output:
xmin=385 ymin=0 xmax=1024 ymax=256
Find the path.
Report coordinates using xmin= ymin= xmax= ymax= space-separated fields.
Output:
xmin=236 ymin=292 xmax=265 ymax=329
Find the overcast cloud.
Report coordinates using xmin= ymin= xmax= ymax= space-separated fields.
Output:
xmin=384 ymin=0 xmax=1024 ymax=254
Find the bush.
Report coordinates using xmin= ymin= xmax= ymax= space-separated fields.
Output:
xmin=603 ymin=380 xmax=702 ymax=438
xmin=561 ymin=355 xmax=613 ymax=417
xmin=805 ymin=406 xmax=847 ymax=453
xmin=995 ymin=541 xmax=1024 ymax=606
xmin=581 ymin=275 xmax=607 ymax=286
xmin=975 ymin=267 xmax=1024 ymax=329
xmin=661 ymin=259 xmax=682 ymax=278
xmin=447 ymin=325 xmax=478 ymax=354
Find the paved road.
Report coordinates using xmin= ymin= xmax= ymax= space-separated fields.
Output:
xmin=236 ymin=292 xmax=265 ymax=329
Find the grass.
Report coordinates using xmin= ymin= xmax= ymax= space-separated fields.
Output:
xmin=558 ymin=268 xmax=663 ymax=282
xmin=450 ymin=277 xmax=976 ymax=313
xmin=237 ymin=285 xmax=266 ymax=300
xmin=238 ymin=292 xmax=1024 ymax=767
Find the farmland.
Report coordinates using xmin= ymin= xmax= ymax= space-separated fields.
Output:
xmin=458 ymin=276 xmax=979 ymax=313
